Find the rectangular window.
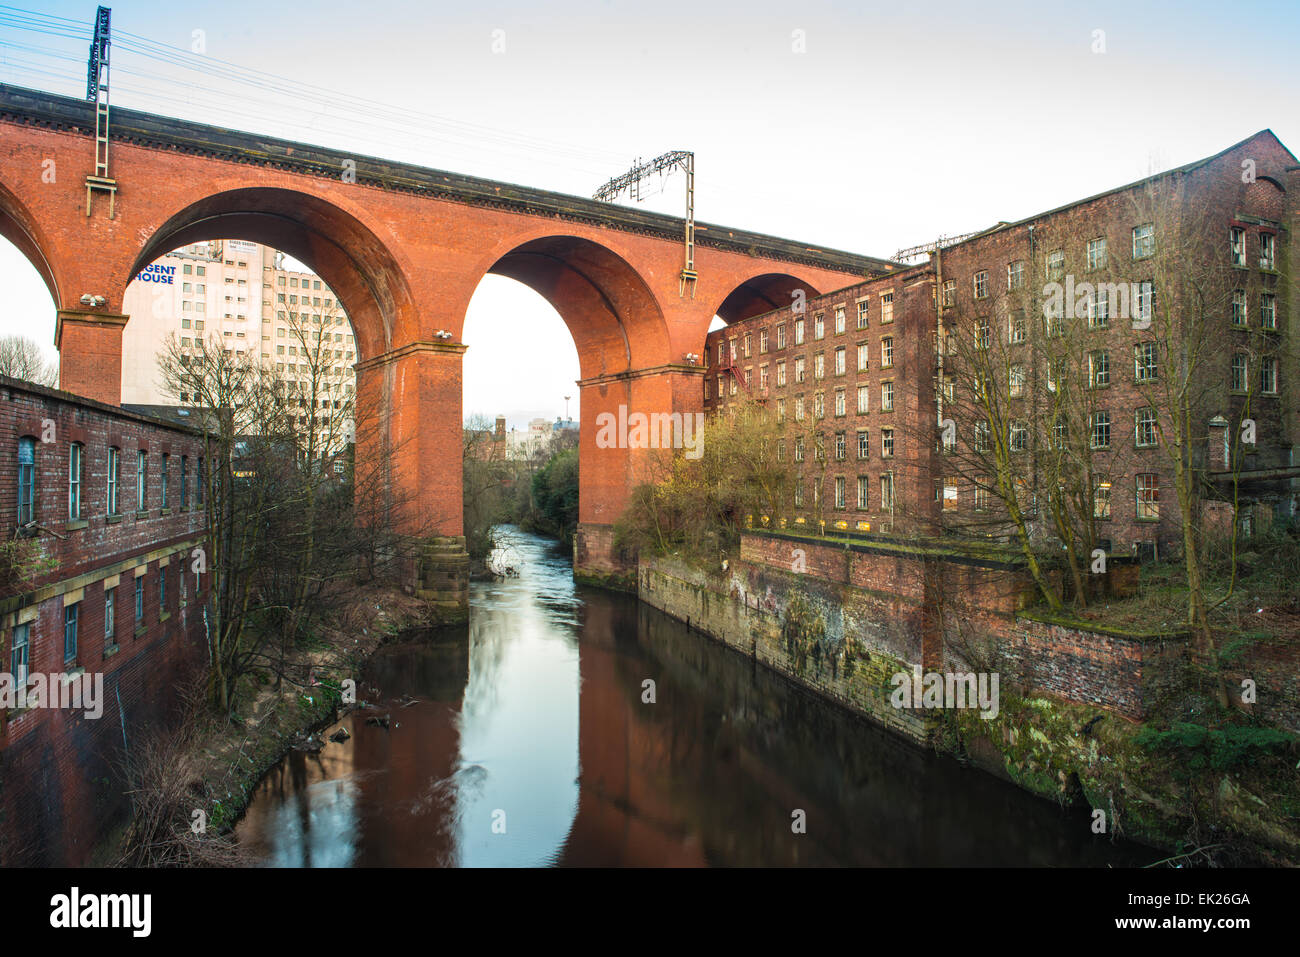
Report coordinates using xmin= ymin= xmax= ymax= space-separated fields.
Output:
xmin=834 ymin=347 xmax=845 ymax=376
xmin=776 ymin=323 xmax=786 ymax=349
xmin=973 ymin=271 xmax=988 ymax=300
xmin=159 ymin=571 xmax=166 ymax=617
xmin=759 ymin=330 xmax=769 ymax=353
xmin=941 ymin=479 xmax=958 ymax=509
xmin=1007 ymin=260 xmax=1024 ymax=291
xmin=975 ymin=316 xmax=990 ymax=350
xmin=941 ymin=280 xmax=955 ymax=307
xmin=881 ymin=336 xmax=894 ymax=368
xmin=180 ymin=456 xmax=188 ymax=508
xmin=794 ymin=357 xmax=805 ymax=383
xmin=136 ymin=450 xmax=147 ymax=511
xmin=17 ymin=436 xmax=35 ymax=525
xmin=857 ymin=476 xmax=869 ymax=509
xmin=1136 ymin=473 xmax=1159 ymax=520
xmin=974 ymin=487 xmax=990 ymax=511
xmin=881 ymin=381 xmax=895 ymax=412
xmin=105 ymin=588 xmax=115 ymax=642
xmin=135 ymin=576 xmax=144 ymax=623
xmin=880 ymin=473 xmax=894 ymax=511
xmin=974 ymin=421 xmax=990 ymax=452
xmin=794 ymin=436 xmax=805 ymax=462
xmin=856 ymin=385 xmax=868 ymax=414
xmin=857 ymin=343 xmax=869 ymax=372
xmin=64 ymin=602 xmax=78 ymax=663
xmin=743 ymin=333 xmax=752 ymax=358
xmin=1261 ymin=357 xmax=1278 ymax=395
xmin=1090 ymin=410 xmax=1111 ymax=449
xmin=814 ymin=314 xmax=825 ymax=340
xmin=814 ymin=353 xmax=825 ymax=380
xmin=857 ymin=430 xmax=869 ymax=459
xmin=856 ymin=300 xmax=869 ymax=329
xmin=1009 ymin=364 xmax=1025 ymax=397
xmin=1046 ymin=249 xmax=1065 ymax=281
xmin=1094 ymin=477 xmax=1112 ymax=520
xmin=834 ymin=432 xmax=846 ymax=461
xmin=1230 ymin=227 xmax=1246 ymax=266
xmin=1009 ymin=311 xmax=1026 ymax=343
xmin=881 ymin=428 xmax=895 ymax=458
xmin=107 ymin=446 xmax=120 ymax=515
xmin=1086 ymin=237 xmax=1107 ymax=271
xmin=795 ymin=397 xmax=805 ymax=422
xmin=1136 ymin=407 xmax=1158 ymax=447
xmin=1260 ymin=233 xmax=1275 ymax=269
xmin=1135 ymin=280 xmax=1154 ymax=324
xmin=1134 ymin=341 xmax=1158 ymax=381
xmin=776 ymin=360 xmax=787 ymax=387
xmin=880 ymin=293 xmax=894 ymax=324
xmin=835 ymin=476 xmax=846 ymax=509
xmin=814 ymin=392 xmax=825 ymax=418
xmin=1232 ymin=352 xmax=1248 ymax=392
xmin=1088 ymin=350 xmax=1110 ymax=388
xmin=1010 ymin=422 xmax=1028 ymax=452
xmin=161 ymin=453 xmax=169 ymax=509
xmin=10 ymin=623 xmax=29 ymax=690
xmin=68 ymin=442 xmax=83 ymax=520
xmin=834 ymin=389 xmax=846 ymax=417
xmin=1089 ymin=286 xmax=1109 ymax=327
xmin=1232 ymin=290 xmax=1247 ymax=325
xmin=1132 ymin=223 xmax=1155 ymax=259
xmin=1261 ymin=294 xmax=1276 ymax=330
xmin=834 ymin=306 xmax=845 ymax=334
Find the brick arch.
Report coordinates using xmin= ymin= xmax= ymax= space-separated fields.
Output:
xmin=711 ymin=272 xmax=826 ymax=325
xmin=480 ymin=235 xmax=670 ymax=379
xmin=0 ymin=180 xmax=61 ymax=307
xmin=125 ymin=187 xmax=418 ymax=364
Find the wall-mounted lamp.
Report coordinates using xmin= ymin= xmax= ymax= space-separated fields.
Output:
xmin=434 ymin=330 xmax=453 ymax=340
xmin=79 ymin=294 xmax=107 ymax=307
xmin=683 ymin=352 xmax=700 ymax=364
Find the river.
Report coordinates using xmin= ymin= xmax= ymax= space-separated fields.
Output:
xmin=235 ymin=527 xmax=1153 ymax=866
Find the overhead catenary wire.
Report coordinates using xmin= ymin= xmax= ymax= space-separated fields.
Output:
xmin=0 ymin=5 xmax=660 ymax=194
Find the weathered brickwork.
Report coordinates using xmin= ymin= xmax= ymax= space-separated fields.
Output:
xmin=737 ymin=532 xmax=1181 ymax=721
xmin=0 ymin=377 xmax=209 ymax=865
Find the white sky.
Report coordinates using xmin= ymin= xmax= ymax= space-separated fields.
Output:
xmin=2 ymin=0 xmax=1297 ymax=429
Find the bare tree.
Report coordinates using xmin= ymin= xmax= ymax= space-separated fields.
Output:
xmin=0 ymin=336 xmax=57 ymax=387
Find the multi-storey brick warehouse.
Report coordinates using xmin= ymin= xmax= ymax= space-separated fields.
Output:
xmin=0 ymin=376 xmax=209 ymax=865
xmin=705 ymin=266 xmax=940 ymax=536
xmin=706 ymin=130 xmax=1298 ymax=558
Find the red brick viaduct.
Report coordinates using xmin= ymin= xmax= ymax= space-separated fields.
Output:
xmin=0 ymin=84 xmax=903 ymax=594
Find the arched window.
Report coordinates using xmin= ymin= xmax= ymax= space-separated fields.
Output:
xmin=17 ymin=437 xmax=36 ymax=525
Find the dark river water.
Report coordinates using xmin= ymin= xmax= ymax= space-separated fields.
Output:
xmin=236 ymin=527 xmax=1154 ymax=866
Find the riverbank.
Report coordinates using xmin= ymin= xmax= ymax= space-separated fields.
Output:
xmin=638 ymin=550 xmax=1300 ymax=866
xmin=93 ymin=583 xmax=435 ymax=866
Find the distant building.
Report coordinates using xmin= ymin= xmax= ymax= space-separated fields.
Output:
xmin=120 ymin=240 xmax=357 ymax=448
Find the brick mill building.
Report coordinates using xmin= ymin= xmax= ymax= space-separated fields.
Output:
xmin=0 ymin=376 xmax=209 ymax=865
xmin=705 ymin=130 xmax=1298 ymax=559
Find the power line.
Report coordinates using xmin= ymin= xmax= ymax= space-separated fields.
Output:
xmin=0 ymin=5 xmax=630 ymax=182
